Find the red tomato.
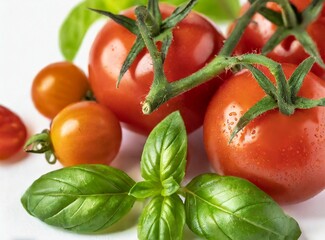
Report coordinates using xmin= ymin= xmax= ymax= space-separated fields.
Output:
xmin=229 ymin=0 xmax=325 ymax=79
xmin=50 ymin=101 xmax=121 ymax=166
xmin=89 ymin=4 xmax=227 ymax=135
xmin=203 ymin=64 xmax=325 ymax=204
xmin=0 ymin=106 xmax=27 ymax=160
xmin=32 ymin=61 xmax=90 ymax=119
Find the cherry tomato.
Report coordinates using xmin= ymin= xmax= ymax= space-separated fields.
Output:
xmin=0 ymin=105 xmax=27 ymax=160
xmin=32 ymin=61 xmax=90 ymax=119
xmin=229 ymin=0 xmax=325 ymax=79
xmin=50 ymin=101 xmax=121 ymax=166
xmin=204 ymin=64 xmax=325 ymax=204
xmin=89 ymin=4 xmax=227 ymax=135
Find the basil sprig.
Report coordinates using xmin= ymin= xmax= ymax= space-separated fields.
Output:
xmin=22 ymin=111 xmax=301 ymax=239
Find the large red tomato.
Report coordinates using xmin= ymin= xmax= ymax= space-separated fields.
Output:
xmin=89 ymin=4 xmax=227 ymax=135
xmin=230 ymin=0 xmax=325 ymax=79
xmin=204 ymin=64 xmax=325 ymax=204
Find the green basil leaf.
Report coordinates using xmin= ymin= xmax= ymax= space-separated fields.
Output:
xmin=21 ymin=164 xmax=136 ymax=233
xmin=141 ymin=111 xmax=187 ymax=184
xmin=59 ymin=1 xmax=104 ymax=61
xmin=161 ymin=0 xmax=240 ymax=22
xmin=138 ymin=195 xmax=185 ymax=240
xmin=59 ymin=0 xmax=145 ymax=61
xmin=129 ymin=180 xmax=162 ymax=198
xmin=185 ymin=174 xmax=301 ymax=240
xmin=161 ymin=177 xmax=180 ymax=196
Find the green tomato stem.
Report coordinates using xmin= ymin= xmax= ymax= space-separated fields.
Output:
xmin=219 ymin=0 xmax=269 ymax=56
xmin=274 ymin=0 xmax=298 ymax=27
xmin=145 ymin=54 xmax=295 ymax=116
xmin=24 ymin=129 xmax=58 ymax=164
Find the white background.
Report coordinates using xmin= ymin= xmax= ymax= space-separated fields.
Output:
xmin=0 ymin=0 xmax=324 ymax=239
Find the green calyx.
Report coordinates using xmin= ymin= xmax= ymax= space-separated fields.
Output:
xmin=90 ymin=0 xmax=199 ymax=87
xmin=24 ymin=129 xmax=57 ymax=164
xmin=229 ymin=56 xmax=325 ymax=143
xmin=260 ymin=0 xmax=325 ymax=68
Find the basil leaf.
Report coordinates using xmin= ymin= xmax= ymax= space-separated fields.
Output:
xmin=141 ymin=111 xmax=187 ymax=184
xmin=185 ymin=174 xmax=301 ymax=240
xmin=129 ymin=180 xmax=162 ymax=198
xmin=59 ymin=0 xmax=105 ymax=61
xmin=138 ymin=195 xmax=185 ymax=240
xmin=161 ymin=177 xmax=180 ymax=196
xmin=21 ymin=165 xmax=136 ymax=233
xmin=59 ymin=0 xmax=145 ymax=61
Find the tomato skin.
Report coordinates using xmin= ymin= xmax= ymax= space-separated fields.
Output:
xmin=230 ymin=0 xmax=325 ymax=79
xmin=89 ymin=4 xmax=227 ymax=135
xmin=203 ymin=64 xmax=325 ymax=204
xmin=50 ymin=101 xmax=122 ymax=166
xmin=32 ymin=62 xmax=90 ymax=119
xmin=0 ymin=106 xmax=27 ymax=160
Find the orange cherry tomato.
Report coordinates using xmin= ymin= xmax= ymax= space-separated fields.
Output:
xmin=32 ymin=61 xmax=90 ymax=119
xmin=50 ymin=101 xmax=122 ymax=166
xmin=0 ymin=105 xmax=27 ymax=160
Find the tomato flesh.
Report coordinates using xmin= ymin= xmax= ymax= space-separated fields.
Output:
xmin=204 ymin=64 xmax=325 ymax=204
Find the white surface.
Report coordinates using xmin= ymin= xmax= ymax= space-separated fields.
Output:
xmin=0 ymin=1 xmax=324 ymax=240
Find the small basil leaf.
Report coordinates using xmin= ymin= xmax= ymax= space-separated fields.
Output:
xmin=59 ymin=0 xmax=146 ymax=61
xmin=141 ymin=111 xmax=187 ymax=184
xmin=129 ymin=180 xmax=162 ymax=199
xmin=138 ymin=195 xmax=185 ymax=240
xmin=185 ymin=174 xmax=301 ymax=240
xmin=59 ymin=0 xmax=106 ymax=61
xmin=21 ymin=165 xmax=136 ymax=233
xmin=161 ymin=177 xmax=180 ymax=197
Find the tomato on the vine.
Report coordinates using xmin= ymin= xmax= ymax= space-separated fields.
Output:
xmin=32 ymin=61 xmax=90 ymax=119
xmin=89 ymin=4 xmax=227 ymax=135
xmin=229 ymin=0 xmax=325 ymax=79
xmin=49 ymin=101 xmax=122 ymax=166
xmin=0 ymin=106 xmax=27 ymax=160
xmin=203 ymin=64 xmax=325 ymax=204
